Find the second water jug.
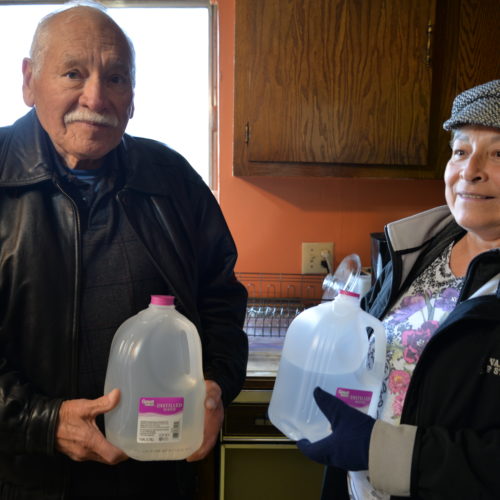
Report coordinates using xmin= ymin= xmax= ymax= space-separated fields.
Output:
xmin=268 ymin=290 xmax=386 ymax=442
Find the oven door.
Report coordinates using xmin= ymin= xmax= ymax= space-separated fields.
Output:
xmin=219 ymin=389 xmax=324 ymax=500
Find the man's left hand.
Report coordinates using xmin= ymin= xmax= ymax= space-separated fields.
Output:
xmin=297 ymin=387 xmax=376 ymax=471
xmin=186 ymin=380 xmax=224 ymax=462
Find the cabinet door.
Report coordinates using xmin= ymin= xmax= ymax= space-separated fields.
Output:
xmin=234 ymin=0 xmax=435 ymax=175
xmin=455 ymin=0 xmax=500 ymax=89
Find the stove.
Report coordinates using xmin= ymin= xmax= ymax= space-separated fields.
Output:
xmin=217 ymin=274 xmax=325 ymax=500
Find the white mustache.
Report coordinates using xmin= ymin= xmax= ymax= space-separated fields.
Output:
xmin=64 ymin=110 xmax=119 ymax=127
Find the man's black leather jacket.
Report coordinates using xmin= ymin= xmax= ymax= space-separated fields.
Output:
xmin=0 ymin=110 xmax=248 ymax=498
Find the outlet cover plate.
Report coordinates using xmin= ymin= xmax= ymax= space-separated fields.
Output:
xmin=301 ymin=242 xmax=334 ymax=274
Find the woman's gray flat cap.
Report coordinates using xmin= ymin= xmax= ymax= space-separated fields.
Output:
xmin=443 ymin=79 xmax=500 ymax=131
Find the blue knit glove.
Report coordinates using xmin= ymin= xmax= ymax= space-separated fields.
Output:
xmin=296 ymin=387 xmax=375 ymax=471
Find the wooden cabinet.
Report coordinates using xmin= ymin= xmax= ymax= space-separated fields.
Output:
xmin=233 ymin=0 xmax=500 ymax=178
xmin=430 ymin=0 xmax=500 ymax=173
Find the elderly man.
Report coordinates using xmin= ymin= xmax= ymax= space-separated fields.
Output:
xmin=0 ymin=3 xmax=248 ymax=499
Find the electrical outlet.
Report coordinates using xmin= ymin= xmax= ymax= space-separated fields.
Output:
xmin=301 ymin=242 xmax=334 ymax=274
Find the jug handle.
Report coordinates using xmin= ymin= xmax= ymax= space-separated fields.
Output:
xmin=365 ymin=318 xmax=386 ymax=376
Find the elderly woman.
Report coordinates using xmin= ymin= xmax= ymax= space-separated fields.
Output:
xmin=298 ymin=79 xmax=500 ymax=500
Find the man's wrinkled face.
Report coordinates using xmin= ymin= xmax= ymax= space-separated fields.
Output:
xmin=22 ymin=10 xmax=134 ymax=168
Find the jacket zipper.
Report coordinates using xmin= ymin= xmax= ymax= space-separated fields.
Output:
xmin=382 ymin=228 xmax=403 ymax=318
xmin=53 ymin=180 xmax=81 ymax=398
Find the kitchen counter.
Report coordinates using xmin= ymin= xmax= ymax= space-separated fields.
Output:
xmin=246 ymin=335 xmax=284 ymax=377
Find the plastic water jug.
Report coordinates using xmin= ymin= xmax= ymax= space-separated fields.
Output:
xmin=104 ymin=295 xmax=206 ymax=460
xmin=268 ymin=290 xmax=386 ymax=442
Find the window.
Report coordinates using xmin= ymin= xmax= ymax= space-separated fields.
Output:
xmin=0 ymin=1 xmax=214 ymax=186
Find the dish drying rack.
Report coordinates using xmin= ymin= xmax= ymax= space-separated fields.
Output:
xmin=236 ymin=273 xmax=325 ymax=376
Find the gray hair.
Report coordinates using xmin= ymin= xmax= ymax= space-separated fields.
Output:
xmin=29 ymin=0 xmax=136 ymax=87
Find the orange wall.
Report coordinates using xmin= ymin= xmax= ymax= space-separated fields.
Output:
xmin=217 ymin=0 xmax=446 ymax=273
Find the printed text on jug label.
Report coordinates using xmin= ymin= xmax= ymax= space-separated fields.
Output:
xmin=335 ymin=388 xmax=372 ymax=410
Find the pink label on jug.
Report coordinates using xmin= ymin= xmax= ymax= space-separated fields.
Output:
xmin=335 ymin=388 xmax=372 ymax=409
xmin=137 ymin=397 xmax=184 ymax=443
xmin=138 ymin=397 xmax=184 ymax=416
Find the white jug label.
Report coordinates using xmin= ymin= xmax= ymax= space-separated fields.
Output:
xmin=335 ymin=388 xmax=372 ymax=410
xmin=136 ymin=397 xmax=184 ymax=443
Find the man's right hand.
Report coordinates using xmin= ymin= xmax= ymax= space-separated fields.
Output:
xmin=55 ymin=388 xmax=128 ymax=464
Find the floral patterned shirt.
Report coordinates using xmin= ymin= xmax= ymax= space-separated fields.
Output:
xmin=349 ymin=241 xmax=464 ymax=500
xmin=377 ymin=241 xmax=464 ymax=423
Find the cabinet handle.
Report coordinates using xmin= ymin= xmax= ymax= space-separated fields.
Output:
xmin=426 ymin=20 xmax=433 ymax=66
xmin=245 ymin=122 xmax=250 ymax=144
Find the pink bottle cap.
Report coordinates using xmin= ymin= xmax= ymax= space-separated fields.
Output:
xmin=339 ymin=289 xmax=360 ymax=298
xmin=150 ymin=295 xmax=174 ymax=306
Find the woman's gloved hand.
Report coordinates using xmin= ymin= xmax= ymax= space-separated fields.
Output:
xmin=296 ymin=387 xmax=375 ymax=471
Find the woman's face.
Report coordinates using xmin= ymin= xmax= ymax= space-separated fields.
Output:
xmin=445 ymin=126 xmax=500 ymax=242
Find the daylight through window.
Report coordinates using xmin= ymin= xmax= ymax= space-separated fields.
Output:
xmin=0 ymin=2 xmax=212 ymax=185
